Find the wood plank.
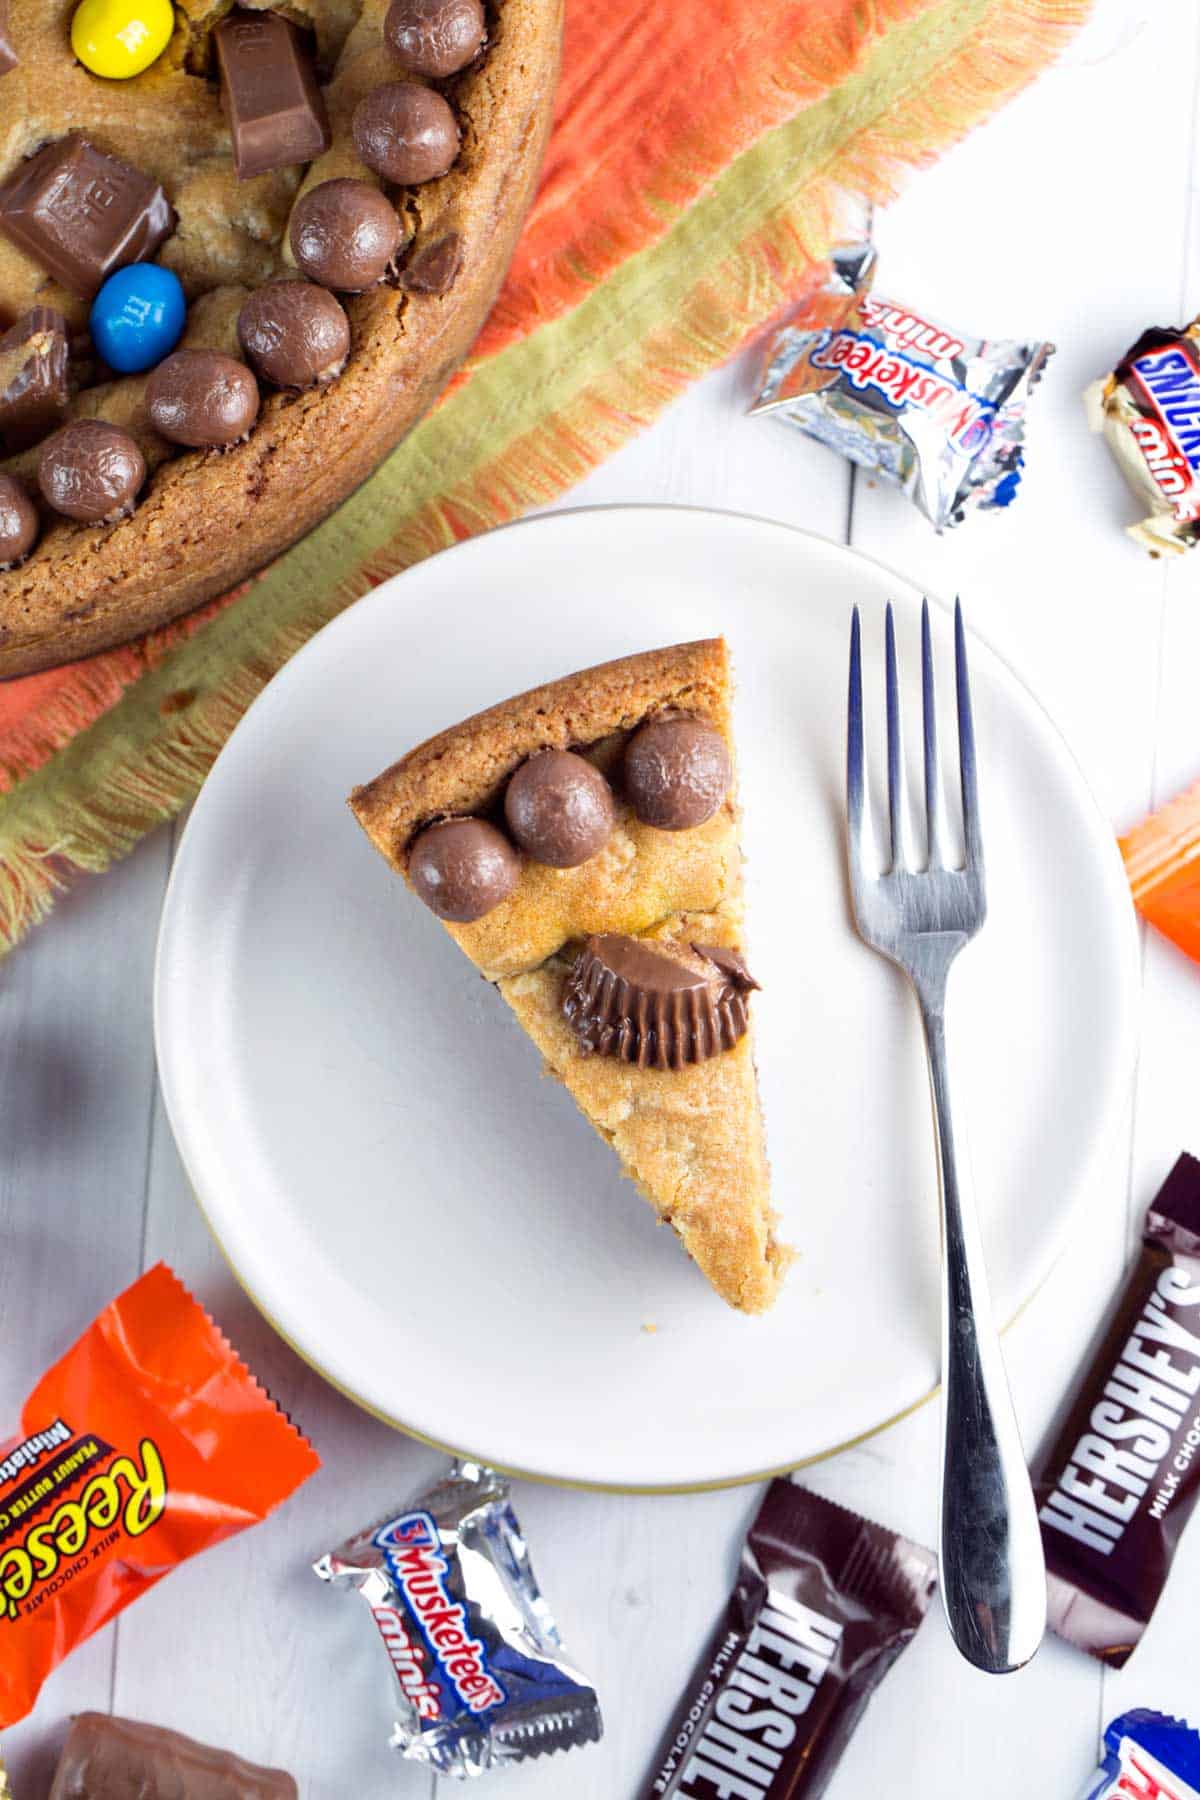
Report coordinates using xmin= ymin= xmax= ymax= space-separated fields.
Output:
xmin=1109 ymin=1 xmax=1200 ymax=1716
xmin=0 ymin=830 xmax=171 ymax=1790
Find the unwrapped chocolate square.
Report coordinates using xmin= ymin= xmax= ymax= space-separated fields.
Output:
xmin=0 ymin=307 xmax=70 ymax=450
xmin=49 ymin=1713 xmax=297 ymax=1799
xmin=216 ymin=10 xmax=331 ymax=180
xmin=0 ymin=136 xmax=174 ymax=298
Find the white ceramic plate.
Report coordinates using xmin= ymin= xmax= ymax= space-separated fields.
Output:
xmin=155 ymin=506 xmax=1139 ymax=1491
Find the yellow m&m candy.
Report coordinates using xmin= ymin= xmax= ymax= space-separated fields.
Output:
xmin=71 ymin=0 xmax=174 ymax=79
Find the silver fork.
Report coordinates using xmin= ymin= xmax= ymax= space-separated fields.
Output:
xmin=846 ymin=599 xmax=1046 ymax=1674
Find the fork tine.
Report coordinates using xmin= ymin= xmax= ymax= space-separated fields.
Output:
xmin=847 ymin=606 xmax=865 ymax=880
xmin=921 ymin=599 xmax=944 ymax=869
xmin=955 ymin=599 xmax=983 ymax=871
xmin=885 ymin=603 xmax=908 ymax=871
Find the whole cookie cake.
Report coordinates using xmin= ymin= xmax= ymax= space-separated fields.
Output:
xmin=0 ymin=0 xmax=560 ymax=675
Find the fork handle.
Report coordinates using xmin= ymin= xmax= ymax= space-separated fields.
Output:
xmin=916 ymin=978 xmax=1046 ymax=1673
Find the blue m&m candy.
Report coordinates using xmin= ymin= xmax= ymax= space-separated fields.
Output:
xmin=90 ymin=263 xmax=186 ymax=374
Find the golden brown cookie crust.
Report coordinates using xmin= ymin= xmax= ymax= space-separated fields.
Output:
xmin=350 ymin=639 xmax=791 ymax=1313
xmin=0 ymin=0 xmax=561 ymax=675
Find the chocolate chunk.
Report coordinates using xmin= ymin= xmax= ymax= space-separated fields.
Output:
xmin=238 ymin=280 xmax=350 ymax=388
xmin=0 ymin=307 xmax=69 ymax=451
xmin=408 ymin=817 xmax=519 ymax=921
xmin=0 ymin=475 xmax=38 ymax=567
xmin=0 ymin=136 xmax=174 ymax=299
xmin=401 ymin=230 xmax=463 ymax=295
xmin=146 ymin=348 xmax=260 ymax=448
xmin=384 ymin=0 xmax=486 ymax=78
xmin=504 ymin=750 xmax=615 ymax=868
xmin=38 ymin=419 xmax=146 ymax=523
xmin=0 ymin=0 xmax=17 ymax=75
xmin=562 ymin=935 xmax=758 ymax=1069
xmin=215 ymin=10 xmax=331 ymax=181
xmin=49 ymin=1712 xmax=297 ymax=1800
xmin=289 ymin=178 xmax=402 ymax=292
xmin=623 ymin=715 xmax=731 ymax=830
xmin=353 ymin=82 xmax=460 ymax=186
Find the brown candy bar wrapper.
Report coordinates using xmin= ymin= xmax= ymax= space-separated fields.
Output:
xmin=1035 ymin=1153 xmax=1200 ymax=1667
xmin=640 ymin=1481 xmax=935 ymax=1800
xmin=49 ymin=1713 xmax=297 ymax=1799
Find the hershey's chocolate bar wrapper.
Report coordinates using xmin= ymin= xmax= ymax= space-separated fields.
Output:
xmin=1036 ymin=1153 xmax=1200 ymax=1666
xmin=1080 ymin=1711 xmax=1200 ymax=1800
xmin=1086 ymin=318 xmax=1200 ymax=556
xmin=750 ymin=245 xmax=1053 ymax=529
xmin=315 ymin=1460 xmax=601 ymax=1777
xmin=640 ymin=1480 xmax=935 ymax=1800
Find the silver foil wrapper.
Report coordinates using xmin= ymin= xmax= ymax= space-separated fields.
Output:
xmin=314 ymin=1460 xmax=602 ymax=1778
xmin=750 ymin=245 xmax=1053 ymax=530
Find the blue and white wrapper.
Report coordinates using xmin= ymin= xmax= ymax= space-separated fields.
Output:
xmin=314 ymin=1461 xmax=602 ymax=1777
xmin=750 ymin=245 xmax=1053 ymax=530
xmin=1081 ymin=1711 xmax=1200 ymax=1800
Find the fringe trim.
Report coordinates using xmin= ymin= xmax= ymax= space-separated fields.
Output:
xmin=479 ymin=0 xmax=934 ymax=356
xmin=0 ymin=0 xmax=1093 ymax=956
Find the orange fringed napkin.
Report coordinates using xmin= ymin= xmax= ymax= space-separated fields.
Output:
xmin=1122 ymin=778 xmax=1200 ymax=966
xmin=0 ymin=0 xmax=1091 ymax=954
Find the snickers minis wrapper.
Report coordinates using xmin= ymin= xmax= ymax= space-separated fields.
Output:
xmin=1087 ymin=317 xmax=1200 ymax=556
xmin=640 ymin=1480 xmax=936 ymax=1800
xmin=1035 ymin=1154 xmax=1200 ymax=1666
xmin=1080 ymin=1711 xmax=1200 ymax=1800
xmin=314 ymin=1460 xmax=602 ymax=1777
xmin=750 ymin=245 xmax=1053 ymax=530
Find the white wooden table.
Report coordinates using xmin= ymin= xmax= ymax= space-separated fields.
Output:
xmin=4 ymin=3 xmax=1200 ymax=1791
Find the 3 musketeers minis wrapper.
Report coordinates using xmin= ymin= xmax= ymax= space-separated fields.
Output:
xmin=315 ymin=1459 xmax=602 ymax=1777
xmin=750 ymin=245 xmax=1053 ymax=530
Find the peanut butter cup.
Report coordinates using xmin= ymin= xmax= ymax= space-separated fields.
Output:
xmin=563 ymin=934 xmax=758 ymax=1070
